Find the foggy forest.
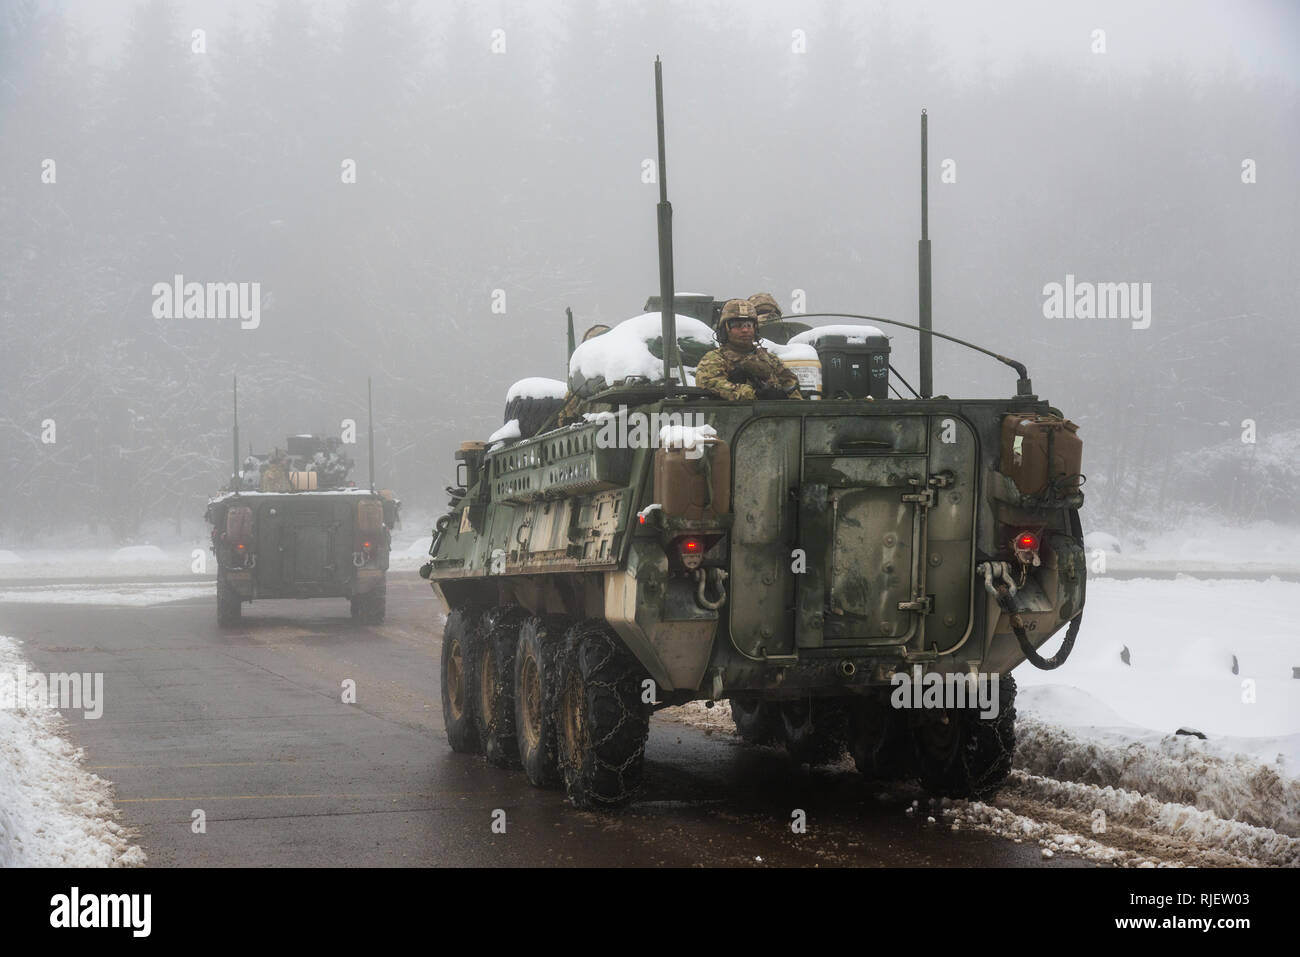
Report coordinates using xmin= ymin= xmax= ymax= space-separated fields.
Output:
xmin=2 ymin=0 xmax=1297 ymax=544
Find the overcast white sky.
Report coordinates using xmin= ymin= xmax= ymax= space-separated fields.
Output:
xmin=58 ymin=0 xmax=1300 ymax=87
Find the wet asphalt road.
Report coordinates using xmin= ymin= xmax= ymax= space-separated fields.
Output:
xmin=0 ymin=576 xmax=1090 ymax=867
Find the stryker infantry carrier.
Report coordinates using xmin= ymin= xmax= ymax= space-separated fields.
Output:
xmin=421 ymin=60 xmax=1086 ymax=809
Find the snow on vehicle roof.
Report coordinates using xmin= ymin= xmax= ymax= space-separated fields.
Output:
xmin=506 ymin=377 xmax=567 ymax=402
xmin=569 ymin=312 xmax=714 ymax=382
xmin=488 ymin=418 xmax=521 ymax=446
xmin=789 ymin=324 xmax=888 ymax=345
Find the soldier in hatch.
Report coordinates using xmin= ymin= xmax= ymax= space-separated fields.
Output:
xmin=695 ymin=299 xmax=802 ymax=400
xmin=259 ymin=448 xmax=292 ymax=492
xmin=749 ymin=291 xmax=801 ymax=345
xmin=748 ymin=292 xmax=782 ymax=333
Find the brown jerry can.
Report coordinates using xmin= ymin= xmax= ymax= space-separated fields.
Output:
xmin=654 ymin=441 xmax=731 ymax=520
xmin=1000 ymin=413 xmax=1083 ymax=496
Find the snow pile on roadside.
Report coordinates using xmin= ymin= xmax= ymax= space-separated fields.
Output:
xmin=1015 ymin=713 xmax=1300 ymax=837
xmin=938 ymin=795 xmax=1135 ymax=865
xmin=0 ymin=546 xmax=206 ymax=581
xmin=0 ymin=582 xmax=214 ymax=606
xmin=0 ymin=636 xmax=145 ymax=866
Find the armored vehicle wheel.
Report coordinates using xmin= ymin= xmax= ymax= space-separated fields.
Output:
xmin=730 ymin=696 xmax=779 ymax=745
xmin=350 ymin=580 xmax=387 ymax=624
xmin=910 ymin=673 xmax=1016 ymax=800
xmin=555 ymin=621 xmax=651 ymax=809
xmin=780 ymin=697 xmax=851 ymax=765
xmin=475 ymin=608 xmax=526 ymax=768
xmin=850 ymin=693 xmax=911 ymax=781
xmin=441 ymin=608 xmax=483 ymax=754
xmin=216 ymin=579 xmax=241 ymax=626
xmin=513 ymin=615 xmax=570 ymax=788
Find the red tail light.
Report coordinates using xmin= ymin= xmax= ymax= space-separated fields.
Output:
xmin=677 ymin=536 xmax=705 ymax=570
xmin=1012 ymin=529 xmax=1042 ymax=566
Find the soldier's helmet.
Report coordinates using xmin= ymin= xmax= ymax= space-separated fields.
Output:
xmin=716 ymin=298 xmax=757 ymax=345
xmin=748 ymin=292 xmax=782 ymax=323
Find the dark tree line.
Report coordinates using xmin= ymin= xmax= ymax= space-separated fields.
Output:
xmin=1 ymin=0 xmax=1296 ymax=540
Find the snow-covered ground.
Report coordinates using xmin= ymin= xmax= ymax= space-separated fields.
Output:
xmin=0 ymin=581 xmax=215 ymax=606
xmin=0 ymin=545 xmax=209 ymax=581
xmin=1015 ymin=578 xmax=1297 ymax=764
xmin=1087 ymin=519 xmax=1300 ymax=575
xmin=0 ymin=636 xmax=145 ymax=866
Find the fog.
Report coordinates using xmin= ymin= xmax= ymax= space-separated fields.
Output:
xmin=2 ymin=0 xmax=1297 ymax=542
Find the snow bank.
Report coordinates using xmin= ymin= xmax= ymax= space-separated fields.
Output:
xmin=0 ymin=636 xmax=145 ymax=866
xmin=0 ymin=546 xmax=204 ymax=582
xmin=1015 ymin=708 xmax=1300 ymax=836
xmin=0 ymin=550 xmax=21 ymax=565
xmin=0 ymin=582 xmax=214 ymax=606
xmin=110 ymin=545 xmax=169 ymax=563
xmin=943 ymin=772 xmax=1299 ymax=867
xmin=506 ymin=377 xmax=567 ymax=402
xmin=789 ymin=324 xmax=887 ymax=345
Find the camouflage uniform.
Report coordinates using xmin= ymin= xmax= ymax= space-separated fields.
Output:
xmin=260 ymin=449 xmax=291 ymax=492
xmin=695 ymin=299 xmax=802 ymax=401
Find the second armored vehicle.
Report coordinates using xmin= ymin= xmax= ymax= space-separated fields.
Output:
xmin=206 ymin=380 xmax=399 ymax=626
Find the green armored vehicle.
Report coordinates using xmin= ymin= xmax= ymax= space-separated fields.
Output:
xmin=206 ymin=379 xmax=399 ymax=626
xmin=422 ymin=63 xmax=1085 ymax=809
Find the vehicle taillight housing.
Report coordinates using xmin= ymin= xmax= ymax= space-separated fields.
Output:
xmin=225 ymin=506 xmax=254 ymax=546
xmin=676 ymin=536 xmax=705 ymax=570
xmin=1012 ymin=529 xmax=1042 ymax=566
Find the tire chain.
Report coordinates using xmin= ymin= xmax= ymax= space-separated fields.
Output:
xmin=557 ymin=620 xmax=651 ymax=809
xmin=477 ymin=605 xmax=527 ymax=767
